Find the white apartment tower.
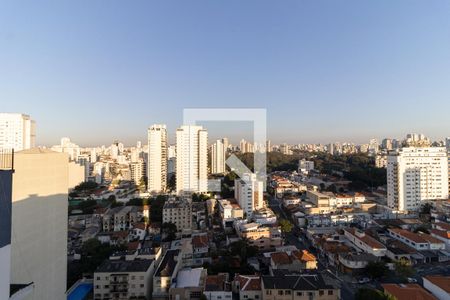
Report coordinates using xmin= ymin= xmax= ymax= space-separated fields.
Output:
xmin=148 ymin=124 xmax=168 ymax=193
xmin=0 ymin=113 xmax=36 ymax=151
xmin=176 ymin=125 xmax=208 ymax=195
xmin=387 ymin=147 xmax=449 ymax=212
xmin=211 ymin=139 xmax=226 ymax=174
xmin=234 ymin=173 xmax=264 ymax=218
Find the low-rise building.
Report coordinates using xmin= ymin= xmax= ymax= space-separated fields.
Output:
xmin=423 ymin=275 xmax=450 ymax=300
xmin=153 ymin=249 xmax=182 ymax=300
xmin=203 ymin=273 xmax=232 ymax=300
xmin=236 ymin=222 xmax=282 ymax=251
xmin=382 ymin=283 xmax=437 ymax=300
xmin=169 ymin=268 xmax=207 ymax=300
xmin=388 ymin=228 xmax=446 ymax=251
xmin=261 ymin=274 xmax=340 ymax=300
xmin=102 ymin=206 xmax=144 ymax=232
xmin=233 ymin=275 xmax=262 ymax=300
xmin=344 ymin=228 xmax=387 ymax=257
xmin=93 ymin=258 xmax=155 ymax=300
xmin=269 ymin=250 xmax=318 ymax=273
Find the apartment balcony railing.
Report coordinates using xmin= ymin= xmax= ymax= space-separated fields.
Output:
xmin=0 ymin=149 xmax=14 ymax=171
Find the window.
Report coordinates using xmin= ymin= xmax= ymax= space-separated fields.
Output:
xmin=285 ymin=290 xmax=291 ymax=295
xmin=278 ymin=290 xmax=283 ymax=295
xmin=319 ymin=290 xmax=324 ymax=296
xmin=297 ymin=292 xmax=303 ymax=296
xmin=328 ymin=290 xmax=334 ymax=295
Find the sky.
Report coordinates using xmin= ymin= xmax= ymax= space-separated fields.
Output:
xmin=1 ymin=0 xmax=450 ymax=147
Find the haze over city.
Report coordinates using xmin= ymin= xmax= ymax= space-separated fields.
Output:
xmin=2 ymin=1 xmax=450 ymax=145
xmin=2 ymin=2 xmax=450 ymax=300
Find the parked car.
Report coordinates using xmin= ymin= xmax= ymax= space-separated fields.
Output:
xmin=407 ymin=277 xmax=417 ymax=283
xmin=358 ymin=277 xmax=371 ymax=284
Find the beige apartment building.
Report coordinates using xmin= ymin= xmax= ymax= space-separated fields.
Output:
xmin=162 ymin=198 xmax=192 ymax=232
xmin=94 ymin=259 xmax=155 ymax=300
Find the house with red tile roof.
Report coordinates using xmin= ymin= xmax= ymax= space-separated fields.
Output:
xmin=233 ymin=274 xmax=262 ymax=300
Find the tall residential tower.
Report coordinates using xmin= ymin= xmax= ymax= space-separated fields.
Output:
xmin=0 ymin=113 xmax=36 ymax=151
xmin=387 ymin=147 xmax=449 ymax=211
xmin=176 ymin=125 xmax=208 ymax=195
xmin=147 ymin=124 xmax=168 ymax=193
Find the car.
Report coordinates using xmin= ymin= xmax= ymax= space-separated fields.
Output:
xmin=407 ymin=277 xmax=417 ymax=283
xmin=358 ymin=277 xmax=371 ymax=284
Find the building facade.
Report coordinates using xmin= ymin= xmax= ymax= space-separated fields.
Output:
xmin=148 ymin=124 xmax=168 ymax=193
xmin=387 ymin=147 xmax=449 ymax=211
xmin=235 ymin=173 xmax=264 ymax=218
xmin=176 ymin=125 xmax=208 ymax=195
xmin=0 ymin=113 xmax=36 ymax=151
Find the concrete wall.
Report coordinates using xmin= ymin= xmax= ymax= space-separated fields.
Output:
xmin=11 ymin=149 xmax=68 ymax=300
xmin=0 ymin=168 xmax=13 ymax=300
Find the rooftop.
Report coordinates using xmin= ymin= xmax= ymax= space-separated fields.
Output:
xmin=424 ymin=275 xmax=450 ymax=293
xmin=95 ymin=259 xmax=153 ymax=273
xmin=262 ymin=274 xmax=336 ymax=291
xmin=155 ymin=249 xmax=179 ymax=277
xmin=382 ymin=284 xmax=437 ymax=300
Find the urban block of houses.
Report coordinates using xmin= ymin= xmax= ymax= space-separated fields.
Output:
xmin=388 ymin=228 xmax=446 ymax=251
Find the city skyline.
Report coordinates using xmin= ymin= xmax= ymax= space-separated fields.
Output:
xmin=2 ymin=1 xmax=450 ymax=145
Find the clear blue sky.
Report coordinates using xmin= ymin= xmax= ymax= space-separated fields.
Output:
xmin=1 ymin=0 xmax=450 ymax=146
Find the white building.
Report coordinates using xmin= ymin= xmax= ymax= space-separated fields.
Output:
xmin=235 ymin=173 xmax=264 ymax=218
xmin=298 ymin=159 xmax=314 ymax=174
xmin=51 ymin=137 xmax=80 ymax=161
xmin=0 ymin=113 xmax=36 ymax=151
xmin=148 ymin=124 xmax=168 ymax=193
xmin=211 ymin=139 xmax=226 ymax=174
xmin=176 ymin=125 xmax=208 ymax=195
xmin=387 ymin=147 xmax=449 ymax=211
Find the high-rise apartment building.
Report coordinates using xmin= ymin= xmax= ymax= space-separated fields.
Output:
xmin=235 ymin=173 xmax=264 ymax=218
xmin=210 ymin=139 xmax=226 ymax=174
xmin=0 ymin=113 xmax=36 ymax=151
xmin=148 ymin=124 xmax=168 ymax=193
xmin=387 ymin=147 xmax=449 ymax=211
xmin=176 ymin=125 xmax=208 ymax=195
xmin=131 ymin=158 xmax=146 ymax=186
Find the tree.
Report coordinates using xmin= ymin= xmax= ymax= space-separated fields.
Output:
xmin=420 ymin=203 xmax=433 ymax=215
xmin=167 ymin=174 xmax=176 ymax=192
xmin=364 ymin=261 xmax=388 ymax=279
xmin=355 ymin=288 xmax=396 ymax=300
xmin=162 ymin=222 xmax=177 ymax=241
xmin=74 ymin=181 xmax=99 ymax=192
xmin=150 ymin=195 xmax=166 ymax=222
xmin=394 ymin=260 xmax=414 ymax=279
xmin=279 ymin=219 xmax=294 ymax=234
